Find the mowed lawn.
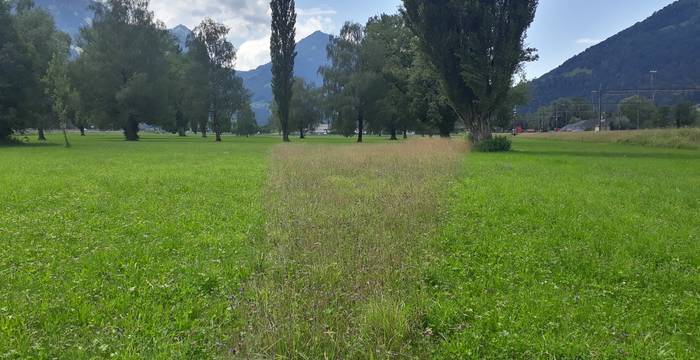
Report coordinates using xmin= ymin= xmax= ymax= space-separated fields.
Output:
xmin=1 ymin=133 xmax=698 ymax=358
xmin=0 ymin=134 xmax=278 ymax=358
xmin=427 ymin=138 xmax=699 ymax=358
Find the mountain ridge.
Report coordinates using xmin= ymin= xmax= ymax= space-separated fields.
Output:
xmin=237 ymin=30 xmax=331 ymax=124
xmin=526 ymin=0 xmax=700 ymax=112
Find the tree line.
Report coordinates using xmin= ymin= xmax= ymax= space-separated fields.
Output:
xmin=0 ymin=0 xmax=258 ymax=144
xmin=268 ymin=0 xmax=539 ymax=143
xmin=3 ymin=0 xmax=539 ymax=145
xmin=523 ymin=96 xmax=699 ymax=131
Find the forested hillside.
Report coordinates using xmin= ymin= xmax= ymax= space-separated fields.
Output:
xmin=526 ymin=0 xmax=700 ymax=112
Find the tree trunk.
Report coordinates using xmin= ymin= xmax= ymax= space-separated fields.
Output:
xmin=470 ymin=124 xmax=492 ymax=144
xmin=357 ymin=113 xmax=364 ymax=143
xmin=403 ymin=129 xmax=408 ymax=139
xmin=124 ymin=117 xmax=139 ymax=141
xmin=38 ymin=128 xmax=47 ymax=141
xmin=215 ymin=131 xmax=222 ymax=142
xmin=177 ymin=127 xmax=186 ymax=137
xmin=62 ymin=126 xmax=70 ymax=148
xmin=439 ymin=126 xmax=451 ymax=138
xmin=79 ymin=126 xmax=85 ymax=136
xmin=465 ymin=112 xmax=493 ymax=144
xmin=282 ymin=116 xmax=290 ymax=142
xmin=299 ymin=127 xmax=305 ymax=139
xmin=389 ymin=127 xmax=398 ymax=140
xmin=200 ymin=122 xmax=207 ymax=137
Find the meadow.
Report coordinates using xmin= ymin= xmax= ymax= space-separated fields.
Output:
xmin=1 ymin=132 xmax=698 ymax=358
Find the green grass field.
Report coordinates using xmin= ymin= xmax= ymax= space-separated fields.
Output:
xmin=1 ymin=133 xmax=698 ymax=358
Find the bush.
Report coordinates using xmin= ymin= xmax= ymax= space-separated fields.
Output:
xmin=473 ymin=135 xmax=512 ymax=152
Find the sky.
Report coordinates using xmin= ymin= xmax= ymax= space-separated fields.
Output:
xmin=147 ymin=0 xmax=676 ymax=76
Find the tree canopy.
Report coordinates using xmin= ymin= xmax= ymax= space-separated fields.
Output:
xmin=0 ymin=1 xmax=31 ymax=141
xmin=403 ymin=0 xmax=539 ymax=142
xmin=75 ymin=0 xmax=174 ymax=140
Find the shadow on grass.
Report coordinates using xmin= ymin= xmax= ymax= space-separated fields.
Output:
xmin=95 ymin=135 xmax=271 ymax=142
xmin=515 ymin=149 xmax=700 ymax=161
xmin=0 ymin=140 xmax=62 ymax=148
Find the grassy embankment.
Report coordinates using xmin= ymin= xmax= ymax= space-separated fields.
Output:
xmin=522 ymin=128 xmax=700 ymax=149
xmin=2 ymin=133 xmax=698 ymax=358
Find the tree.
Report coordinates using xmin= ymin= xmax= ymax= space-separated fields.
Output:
xmin=321 ymin=22 xmax=383 ymax=143
xmin=288 ymin=78 xmax=322 ymax=139
xmin=492 ymin=81 xmax=531 ymax=130
xmin=0 ymin=0 xmax=31 ymax=141
xmin=619 ymin=96 xmax=658 ymax=129
xmin=75 ymin=0 xmax=175 ymax=141
xmin=183 ymin=31 xmax=211 ymax=137
xmin=13 ymin=0 xmax=71 ymax=141
xmin=409 ymin=54 xmax=457 ymax=137
xmin=363 ymin=14 xmax=415 ymax=140
xmin=403 ymin=0 xmax=539 ymax=143
xmin=44 ymin=52 xmax=75 ymax=147
xmin=524 ymin=94 xmax=600 ymax=131
xmin=236 ymin=95 xmax=258 ymax=137
xmin=66 ymin=61 xmax=90 ymax=136
xmin=270 ymin=0 xmax=297 ymax=142
xmin=656 ymin=106 xmax=674 ymax=128
xmin=673 ymin=101 xmax=697 ymax=128
xmin=166 ymin=50 xmax=190 ymax=136
xmin=190 ymin=18 xmax=239 ymax=142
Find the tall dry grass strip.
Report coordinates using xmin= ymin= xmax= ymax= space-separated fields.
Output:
xmin=234 ymin=139 xmax=467 ymax=358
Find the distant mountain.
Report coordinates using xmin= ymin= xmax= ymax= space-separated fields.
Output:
xmin=526 ymin=0 xmax=700 ymax=112
xmin=35 ymin=0 xmax=191 ymax=48
xmin=38 ymin=0 xmax=330 ymax=126
xmin=238 ymin=31 xmax=331 ymax=124
xmin=170 ymin=25 xmax=192 ymax=52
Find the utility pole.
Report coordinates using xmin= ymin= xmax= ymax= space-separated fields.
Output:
xmin=636 ymin=89 xmax=641 ymax=130
xmin=650 ymin=70 xmax=658 ymax=103
xmin=598 ymin=84 xmax=603 ymax=131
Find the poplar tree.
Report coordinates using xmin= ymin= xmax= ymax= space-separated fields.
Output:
xmin=270 ymin=0 xmax=297 ymax=142
xmin=403 ymin=0 xmax=539 ymax=143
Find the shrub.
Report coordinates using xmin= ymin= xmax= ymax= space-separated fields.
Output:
xmin=474 ymin=135 xmax=512 ymax=152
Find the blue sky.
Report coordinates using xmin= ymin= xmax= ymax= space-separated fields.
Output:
xmin=150 ymin=0 xmax=676 ymax=75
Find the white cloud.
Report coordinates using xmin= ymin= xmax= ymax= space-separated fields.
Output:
xmin=235 ymin=13 xmax=334 ymax=71
xmin=150 ymin=0 xmax=270 ymax=40
xmin=576 ymin=38 xmax=602 ymax=45
xmin=147 ymin=0 xmax=336 ymax=71
xmin=236 ymin=34 xmax=271 ymax=70
xmin=297 ymin=7 xmax=337 ymax=17
xmin=296 ymin=14 xmax=334 ymax=40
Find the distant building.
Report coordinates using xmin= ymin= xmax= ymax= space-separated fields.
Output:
xmin=310 ymin=123 xmax=330 ymax=135
xmin=560 ymin=119 xmax=597 ymax=132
